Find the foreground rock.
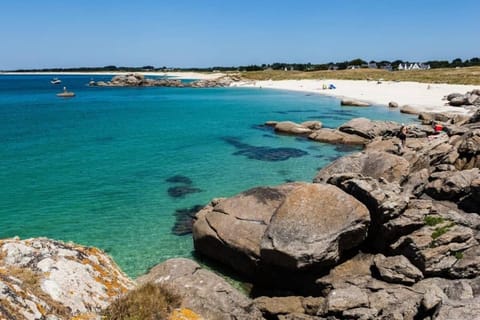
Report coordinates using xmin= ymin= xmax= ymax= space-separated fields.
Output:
xmin=0 ymin=237 xmax=133 ymax=320
xmin=138 ymin=258 xmax=264 ymax=320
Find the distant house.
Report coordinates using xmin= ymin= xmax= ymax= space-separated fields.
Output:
xmin=328 ymin=65 xmax=339 ymax=71
xmin=398 ymin=63 xmax=431 ymax=71
xmin=380 ymin=64 xmax=393 ymax=71
xmin=367 ymin=63 xmax=378 ymax=69
xmin=347 ymin=65 xmax=360 ymax=70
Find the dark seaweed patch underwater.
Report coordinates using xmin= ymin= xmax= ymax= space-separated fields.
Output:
xmin=222 ymin=136 xmax=308 ymax=161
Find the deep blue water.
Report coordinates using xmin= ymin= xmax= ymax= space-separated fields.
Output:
xmin=0 ymin=74 xmax=415 ymax=277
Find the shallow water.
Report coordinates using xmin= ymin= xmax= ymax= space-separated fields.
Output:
xmin=0 ymin=74 xmax=415 ymax=277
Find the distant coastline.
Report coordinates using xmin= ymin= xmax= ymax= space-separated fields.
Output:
xmin=0 ymin=71 xmax=225 ymax=80
xmin=3 ymin=70 xmax=478 ymax=115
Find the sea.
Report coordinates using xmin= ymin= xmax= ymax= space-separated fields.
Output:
xmin=0 ymin=74 xmax=415 ymax=277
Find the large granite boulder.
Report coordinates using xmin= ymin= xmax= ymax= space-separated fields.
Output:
xmin=193 ymin=183 xmax=300 ymax=277
xmin=313 ymin=151 xmax=410 ymax=184
xmin=338 ymin=117 xmax=400 ymax=139
xmin=193 ymin=183 xmax=369 ymax=278
xmin=308 ymin=128 xmax=368 ymax=145
xmin=340 ymin=99 xmax=371 ymax=107
xmin=0 ymin=237 xmax=133 ymax=320
xmin=400 ymin=105 xmax=421 ymax=115
xmin=137 ymin=258 xmax=264 ymax=320
xmin=260 ymin=183 xmax=370 ymax=270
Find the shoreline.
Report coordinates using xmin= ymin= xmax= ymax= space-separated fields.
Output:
xmin=2 ymin=71 xmax=478 ymax=115
xmin=232 ymin=79 xmax=478 ymax=115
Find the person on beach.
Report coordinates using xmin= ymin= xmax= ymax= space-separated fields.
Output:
xmin=397 ymin=124 xmax=408 ymax=152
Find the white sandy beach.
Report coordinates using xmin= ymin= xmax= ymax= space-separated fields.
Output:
xmin=233 ymin=79 xmax=479 ymax=115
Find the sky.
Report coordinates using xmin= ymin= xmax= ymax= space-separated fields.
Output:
xmin=0 ymin=0 xmax=479 ymax=69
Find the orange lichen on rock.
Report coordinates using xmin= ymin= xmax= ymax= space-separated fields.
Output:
xmin=169 ymin=308 xmax=204 ymax=320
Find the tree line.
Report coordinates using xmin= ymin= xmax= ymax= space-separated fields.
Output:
xmin=5 ymin=57 xmax=480 ymax=73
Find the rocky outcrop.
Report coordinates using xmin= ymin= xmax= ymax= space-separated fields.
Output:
xmin=89 ymin=73 xmax=239 ymax=88
xmin=190 ymin=107 xmax=480 ymax=319
xmin=0 ymin=237 xmax=133 ymax=320
xmin=445 ymin=90 xmax=480 ymax=107
xmin=270 ymin=117 xmax=405 ymax=147
xmin=137 ymin=258 xmax=264 ymax=320
xmin=338 ymin=117 xmax=400 ymax=139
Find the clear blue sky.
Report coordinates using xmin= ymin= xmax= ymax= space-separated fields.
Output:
xmin=1 ymin=0 xmax=478 ymax=69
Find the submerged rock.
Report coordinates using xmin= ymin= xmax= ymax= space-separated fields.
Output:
xmin=166 ymin=175 xmax=193 ymax=184
xmin=222 ymin=136 xmax=308 ymax=161
xmin=168 ymin=185 xmax=202 ymax=198
xmin=172 ymin=204 xmax=205 ymax=235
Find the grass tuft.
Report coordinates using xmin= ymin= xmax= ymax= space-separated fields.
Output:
xmin=424 ymin=215 xmax=445 ymax=226
xmin=103 ymin=283 xmax=181 ymax=320
xmin=453 ymin=251 xmax=464 ymax=260
xmin=431 ymin=222 xmax=455 ymax=240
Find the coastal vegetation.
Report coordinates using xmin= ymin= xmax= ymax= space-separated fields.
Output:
xmin=239 ymin=66 xmax=480 ymax=85
xmin=103 ymin=283 xmax=180 ymax=320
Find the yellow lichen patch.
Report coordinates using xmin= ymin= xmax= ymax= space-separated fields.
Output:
xmin=169 ymin=308 xmax=204 ymax=320
xmin=71 ymin=312 xmax=100 ymax=320
xmin=36 ymin=302 xmax=47 ymax=316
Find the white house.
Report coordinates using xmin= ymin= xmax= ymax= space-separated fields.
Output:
xmin=398 ymin=63 xmax=431 ymax=70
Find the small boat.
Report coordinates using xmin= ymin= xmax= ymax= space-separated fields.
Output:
xmin=51 ymin=78 xmax=62 ymax=84
xmin=56 ymin=87 xmax=75 ymax=98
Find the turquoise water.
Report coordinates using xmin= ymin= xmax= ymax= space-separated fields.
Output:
xmin=0 ymin=75 xmax=415 ymax=277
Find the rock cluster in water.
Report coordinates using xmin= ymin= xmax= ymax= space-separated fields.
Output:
xmin=88 ymin=73 xmax=240 ymax=88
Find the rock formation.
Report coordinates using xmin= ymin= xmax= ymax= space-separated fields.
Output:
xmin=191 ymin=106 xmax=480 ymax=319
xmin=445 ymin=90 xmax=480 ymax=107
xmin=137 ymin=258 xmax=264 ymax=320
xmin=89 ymin=73 xmax=240 ymax=88
xmin=0 ymin=237 xmax=133 ymax=320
